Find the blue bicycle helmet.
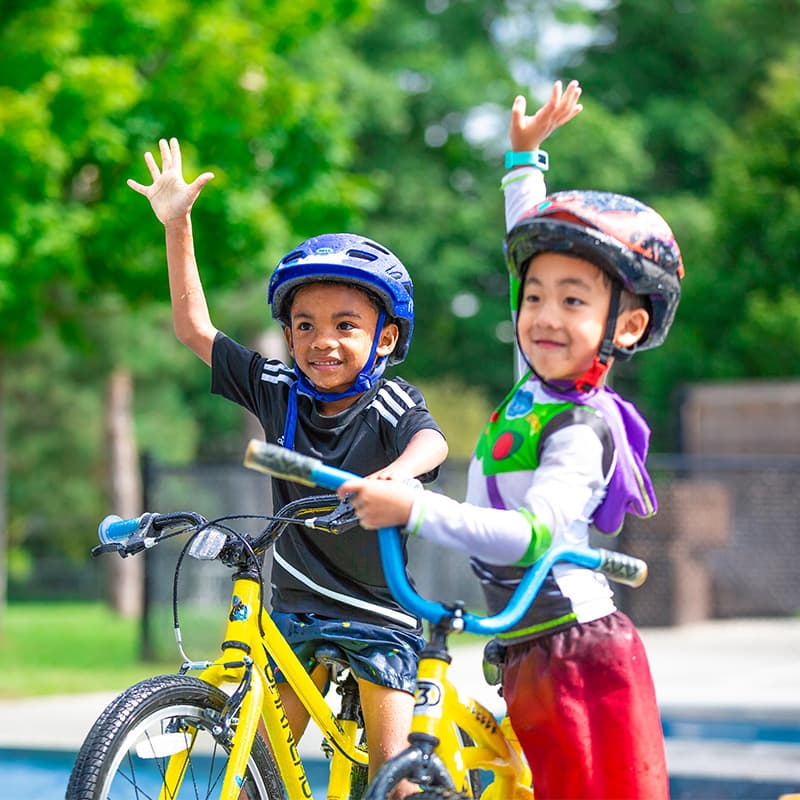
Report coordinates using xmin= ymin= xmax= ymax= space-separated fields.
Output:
xmin=268 ymin=233 xmax=415 ymax=449
xmin=268 ymin=233 xmax=414 ymax=364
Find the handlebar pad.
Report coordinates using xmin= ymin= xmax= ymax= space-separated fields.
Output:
xmin=595 ymin=548 xmax=648 ymax=587
xmin=244 ymin=440 xmax=355 ymax=489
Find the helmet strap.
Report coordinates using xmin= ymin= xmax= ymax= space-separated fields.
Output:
xmin=573 ymin=281 xmax=621 ymax=392
xmin=281 ymin=311 xmax=388 ymax=449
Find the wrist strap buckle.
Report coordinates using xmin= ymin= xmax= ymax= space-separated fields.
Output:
xmin=504 ymin=149 xmax=549 ymax=171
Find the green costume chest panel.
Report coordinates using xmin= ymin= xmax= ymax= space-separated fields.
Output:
xmin=475 ymin=377 xmax=575 ymax=476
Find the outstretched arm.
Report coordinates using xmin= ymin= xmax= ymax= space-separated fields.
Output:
xmin=339 ymin=425 xmax=607 ymax=567
xmin=504 ymin=79 xmax=583 ymax=232
xmin=336 ymin=478 xmax=541 ymax=566
xmin=127 ymin=138 xmax=218 ymax=365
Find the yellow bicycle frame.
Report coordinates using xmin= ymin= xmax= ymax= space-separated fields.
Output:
xmin=411 ymin=651 xmax=533 ymax=799
xmin=161 ymin=573 xmax=368 ymax=800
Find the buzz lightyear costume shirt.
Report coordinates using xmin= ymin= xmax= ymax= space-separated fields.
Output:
xmin=405 ymin=371 xmax=657 ymax=644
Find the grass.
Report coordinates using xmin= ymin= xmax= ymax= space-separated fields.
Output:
xmin=0 ymin=602 xmax=176 ymax=698
xmin=0 ymin=601 xmax=486 ymax=699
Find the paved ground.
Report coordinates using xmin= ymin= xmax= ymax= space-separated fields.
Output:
xmin=2 ymin=617 xmax=799 ymax=786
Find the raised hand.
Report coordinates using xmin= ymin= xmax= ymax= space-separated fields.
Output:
xmin=127 ymin=137 xmax=214 ymax=225
xmin=510 ymin=79 xmax=583 ymax=153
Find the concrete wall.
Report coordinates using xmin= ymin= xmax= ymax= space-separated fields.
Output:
xmin=679 ymin=380 xmax=800 ymax=455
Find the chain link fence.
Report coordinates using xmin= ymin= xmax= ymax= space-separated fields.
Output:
xmin=10 ymin=451 xmax=800 ymax=661
xmin=613 ymin=454 xmax=800 ymax=626
xmin=138 ymin=452 xmax=800 ymax=662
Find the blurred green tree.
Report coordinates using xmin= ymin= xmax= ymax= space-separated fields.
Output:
xmin=0 ymin=0 xmax=387 ymax=612
xmin=5 ymin=0 xmax=800 ymax=611
xmin=557 ymin=0 xmax=800 ymax=443
xmin=348 ymin=0 xmax=606 ymax=398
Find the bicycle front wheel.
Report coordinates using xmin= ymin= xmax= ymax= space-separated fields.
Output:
xmin=66 ymin=673 xmax=286 ymax=800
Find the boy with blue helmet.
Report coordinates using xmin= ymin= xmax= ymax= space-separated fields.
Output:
xmin=128 ymin=142 xmax=446 ymax=790
xmin=337 ymin=81 xmax=682 ymax=799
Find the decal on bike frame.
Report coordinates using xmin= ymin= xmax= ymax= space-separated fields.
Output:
xmin=229 ymin=595 xmax=250 ymax=622
xmin=414 ymin=679 xmax=444 ymax=718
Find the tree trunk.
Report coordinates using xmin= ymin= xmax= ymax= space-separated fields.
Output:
xmin=105 ymin=368 xmax=143 ymax=618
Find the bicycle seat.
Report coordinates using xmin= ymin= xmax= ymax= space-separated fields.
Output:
xmin=313 ymin=643 xmax=352 ymax=672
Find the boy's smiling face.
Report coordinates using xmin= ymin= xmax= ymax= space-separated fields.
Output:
xmin=516 ymin=252 xmax=647 ymax=384
xmin=284 ymin=282 xmax=398 ymax=403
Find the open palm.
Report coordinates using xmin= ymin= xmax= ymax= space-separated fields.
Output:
xmin=510 ymin=80 xmax=583 ymax=152
xmin=127 ymin=137 xmax=214 ymax=225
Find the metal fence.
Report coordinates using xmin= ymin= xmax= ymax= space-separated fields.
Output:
xmin=11 ymin=452 xmax=800 ymax=661
xmin=136 ymin=453 xmax=800 ymax=662
xmin=613 ymin=454 xmax=800 ymax=627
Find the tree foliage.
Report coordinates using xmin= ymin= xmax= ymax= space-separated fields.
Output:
xmin=3 ymin=0 xmax=800 ymax=573
xmin=560 ymin=0 xmax=800 ymax=439
xmin=1 ymin=0 xmax=388 ymax=566
xmin=2 ymin=0 xmax=393 ymax=341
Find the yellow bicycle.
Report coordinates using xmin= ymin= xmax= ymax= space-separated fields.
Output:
xmin=66 ymin=493 xmax=375 ymax=799
xmin=244 ymin=439 xmax=649 ymax=799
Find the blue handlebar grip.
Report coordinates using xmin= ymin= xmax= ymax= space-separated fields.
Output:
xmin=98 ymin=514 xmax=143 ymax=544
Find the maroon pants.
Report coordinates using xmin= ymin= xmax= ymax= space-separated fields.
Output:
xmin=503 ymin=611 xmax=669 ymax=800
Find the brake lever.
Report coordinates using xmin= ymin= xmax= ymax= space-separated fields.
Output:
xmin=309 ymin=497 xmax=360 ymax=535
xmin=90 ymin=539 xmax=149 ymax=558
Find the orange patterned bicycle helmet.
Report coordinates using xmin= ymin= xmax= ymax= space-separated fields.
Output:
xmin=505 ymin=190 xmax=684 ymax=354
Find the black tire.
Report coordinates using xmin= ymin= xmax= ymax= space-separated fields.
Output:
xmin=364 ymin=725 xmax=481 ymax=799
xmin=66 ymin=673 xmax=286 ymax=799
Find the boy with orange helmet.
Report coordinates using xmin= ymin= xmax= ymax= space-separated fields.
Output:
xmin=339 ymin=80 xmax=682 ymax=799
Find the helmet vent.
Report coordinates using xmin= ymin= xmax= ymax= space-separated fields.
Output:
xmin=281 ymin=250 xmax=306 ymax=265
xmin=361 ymin=241 xmax=391 ymax=255
xmin=346 ymin=248 xmax=379 ymax=262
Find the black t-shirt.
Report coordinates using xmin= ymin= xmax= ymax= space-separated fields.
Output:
xmin=211 ymin=332 xmax=442 ymax=630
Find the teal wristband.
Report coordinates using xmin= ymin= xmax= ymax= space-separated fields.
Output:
xmin=504 ymin=149 xmax=549 ymax=171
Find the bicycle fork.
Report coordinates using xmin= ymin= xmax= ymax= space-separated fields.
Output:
xmin=365 ymin=649 xmax=534 ymax=799
xmin=194 ymin=576 xmax=315 ymax=800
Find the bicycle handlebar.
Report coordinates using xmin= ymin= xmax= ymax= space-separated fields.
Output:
xmin=95 ymin=510 xmax=210 ymax=557
xmin=243 ymin=440 xmax=648 ymax=635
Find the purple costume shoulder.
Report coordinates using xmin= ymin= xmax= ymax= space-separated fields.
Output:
xmin=549 ymin=383 xmax=657 ymax=534
xmin=590 ymin=387 xmax=657 ymax=533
